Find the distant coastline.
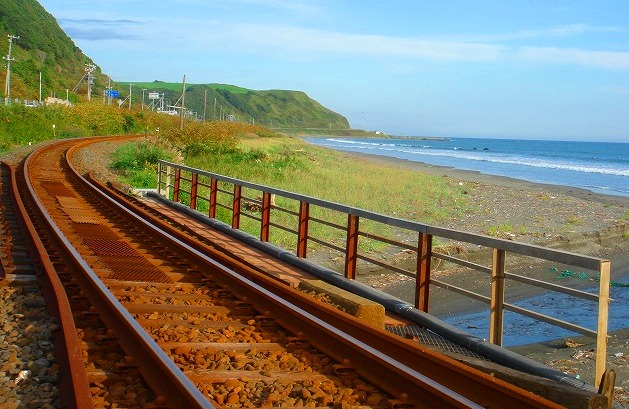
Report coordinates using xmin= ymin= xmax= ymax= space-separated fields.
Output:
xmin=293 ymin=131 xmax=451 ymax=141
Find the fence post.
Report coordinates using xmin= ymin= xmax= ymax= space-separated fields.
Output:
xmin=297 ymin=201 xmax=310 ymax=258
xmin=260 ymin=192 xmax=272 ymax=242
xmin=190 ymin=173 xmax=198 ymax=210
xmin=157 ymin=162 xmax=163 ymax=195
xmin=490 ymin=248 xmax=506 ymax=346
xmin=344 ymin=214 xmax=359 ymax=280
xmin=415 ymin=232 xmax=432 ymax=312
xmin=173 ymin=168 xmax=181 ymax=203
xmin=595 ymin=260 xmax=611 ymax=388
xmin=232 ymin=184 xmax=242 ymax=229
xmin=209 ymin=179 xmax=218 ymax=218
xmin=165 ymin=165 xmax=172 ymax=199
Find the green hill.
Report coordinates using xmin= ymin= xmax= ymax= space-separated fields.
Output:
xmin=0 ymin=0 xmax=107 ymax=102
xmin=118 ymin=81 xmax=351 ymax=130
xmin=1 ymin=0 xmax=350 ymax=130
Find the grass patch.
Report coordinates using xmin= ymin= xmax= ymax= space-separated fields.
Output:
xmin=566 ymin=215 xmax=584 ymax=225
xmin=110 ymin=140 xmax=174 ymax=188
xmin=487 ymin=223 xmax=526 ymax=237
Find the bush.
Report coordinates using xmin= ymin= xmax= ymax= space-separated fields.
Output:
xmin=111 ymin=140 xmax=174 ymax=188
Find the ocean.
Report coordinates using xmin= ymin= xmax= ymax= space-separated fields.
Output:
xmin=304 ymin=136 xmax=629 ymax=345
xmin=442 ymin=277 xmax=628 ymax=347
xmin=304 ymin=137 xmax=629 ymax=197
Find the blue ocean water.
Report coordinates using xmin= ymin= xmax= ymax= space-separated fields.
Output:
xmin=442 ymin=276 xmax=628 ymax=347
xmin=304 ymin=137 xmax=629 ymax=197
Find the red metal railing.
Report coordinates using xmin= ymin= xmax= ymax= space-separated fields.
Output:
xmin=157 ymin=160 xmax=612 ymax=387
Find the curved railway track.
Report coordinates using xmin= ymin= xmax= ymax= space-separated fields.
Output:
xmin=4 ymin=136 xmax=570 ymax=408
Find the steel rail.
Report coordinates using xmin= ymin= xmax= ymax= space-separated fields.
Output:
xmin=4 ymin=161 xmax=93 ymax=409
xmin=80 ymin=154 xmax=566 ymax=407
xmin=24 ymin=137 xmax=213 ymax=409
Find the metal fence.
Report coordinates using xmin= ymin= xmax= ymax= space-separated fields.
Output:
xmin=157 ymin=159 xmax=611 ymax=386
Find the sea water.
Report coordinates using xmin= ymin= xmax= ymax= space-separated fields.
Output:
xmin=304 ymin=137 xmax=629 ymax=197
xmin=443 ymin=277 xmax=628 ymax=347
xmin=304 ymin=136 xmax=629 ymax=344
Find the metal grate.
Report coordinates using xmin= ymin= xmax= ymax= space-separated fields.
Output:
xmin=63 ymin=212 xmax=103 ymax=224
xmin=72 ymin=222 xmax=119 ymax=239
xmin=83 ymin=238 xmax=141 ymax=257
xmin=57 ymin=196 xmax=85 ymax=209
xmin=97 ymin=255 xmax=172 ymax=283
xmin=386 ymin=325 xmax=489 ymax=361
xmin=40 ymin=181 xmax=75 ymax=198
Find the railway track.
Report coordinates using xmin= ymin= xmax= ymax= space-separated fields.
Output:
xmin=2 ymin=136 xmax=573 ymax=408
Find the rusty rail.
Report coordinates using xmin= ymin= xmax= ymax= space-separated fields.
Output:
xmin=157 ymin=160 xmax=612 ymax=387
xmin=21 ymin=139 xmax=212 ymax=409
xmin=3 ymin=161 xmax=93 ymax=408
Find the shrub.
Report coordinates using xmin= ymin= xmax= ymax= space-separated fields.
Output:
xmin=111 ymin=140 xmax=174 ymax=188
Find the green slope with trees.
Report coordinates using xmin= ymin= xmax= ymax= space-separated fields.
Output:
xmin=0 ymin=0 xmax=107 ymax=102
xmin=1 ymin=0 xmax=351 ymax=130
xmin=119 ymin=81 xmax=351 ymax=130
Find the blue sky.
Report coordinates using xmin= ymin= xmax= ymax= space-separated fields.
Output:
xmin=36 ymin=0 xmax=629 ymax=142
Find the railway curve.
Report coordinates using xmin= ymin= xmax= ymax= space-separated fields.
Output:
xmin=4 ymin=135 xmax=578 ymax=408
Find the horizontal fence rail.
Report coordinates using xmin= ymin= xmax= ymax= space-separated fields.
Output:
xmin=156 ymin=160 xmax=611 ymax=387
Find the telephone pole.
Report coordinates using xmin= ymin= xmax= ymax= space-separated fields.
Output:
xmin=74 ymin=63 xmax=96 ymax=101
xmin=85 ymin=63 xmax=95 ymax=101
xmin=180 ymin=75 xmax=186 ymax=130
xmin=4 ymin=34 xmax=20 ymax=105
xmin=203 ymin=89 xmax=207 ymax=122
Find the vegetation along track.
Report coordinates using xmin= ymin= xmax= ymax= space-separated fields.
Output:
xmin=4 ymin=135 xmax=568 ymax=408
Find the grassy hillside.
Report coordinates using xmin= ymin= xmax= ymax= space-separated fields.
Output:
xmin=118 ymin=81 xmax=350 ymax=130
xmin=0 ymin=0 xmax=107 ymax=102
xmin=1 ymin=0 xmax=350 ymax=134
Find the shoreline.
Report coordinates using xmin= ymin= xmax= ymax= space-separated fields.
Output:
xmin=342 ymin=150 xmax=629 ymax=208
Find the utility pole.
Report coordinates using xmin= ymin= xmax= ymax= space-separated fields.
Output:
xmin=39 ymin=72 xmax=42 ymax=104
xmin=85 ymin=63 xmax=95 ymax=102
xmin=203 ymin=89 xmax=207 ymax=122
xmin=142 ymin=88 xmax=146 ymax=110
xmin=179 ymin=75 xmax=186 ymax=130
xmin=128 ymin=83 xmax=133 ymax=110
xmin=4 ymin=34 xmax=20 ymax=105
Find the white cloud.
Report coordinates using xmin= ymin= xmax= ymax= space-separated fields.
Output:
xmin=517 ymin=46 xmax=629 ymax=70
xmin=227 ymin=24 xmax=504 ymax=62
xmin=225 ymin=0 xmax=317 ymax=13
xmin=449 ymin=24 xmax=622 ymax=43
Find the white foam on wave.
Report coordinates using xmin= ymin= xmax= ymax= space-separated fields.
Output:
xmin=326 ymin=138 xmax=416 ymax=149
xmin=323 ymin=140 xmax=629 ymax=177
